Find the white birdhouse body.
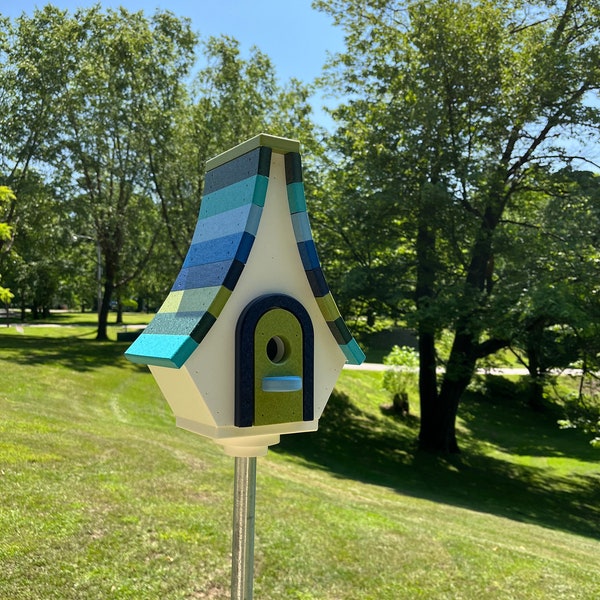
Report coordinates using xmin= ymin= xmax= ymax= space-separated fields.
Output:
xmin=126 ymin=134 xmax=364 ymax=456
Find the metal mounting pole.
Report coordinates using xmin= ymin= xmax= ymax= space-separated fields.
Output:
xmin=231 ymin=456 xmax=257 ymax=600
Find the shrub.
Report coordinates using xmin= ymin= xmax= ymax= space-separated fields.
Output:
xmin=558 ymin=383 xmax=600 ymax=448
xmin=381 ymin=345 xmax=419 ymax=415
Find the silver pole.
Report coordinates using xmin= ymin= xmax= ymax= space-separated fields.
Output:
xmin=231 ymin=456 xmax=257 ymax=600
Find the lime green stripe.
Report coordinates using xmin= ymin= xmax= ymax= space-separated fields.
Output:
xmin=207 ymin=286 xmax=231 ymax=318
xmin=316 ymin=292 xmax=341 ymax=322
xmin=158 ymin=291 xmax=183 ymax=313
xmin=157 ymin=286 xmax=232 ymax=318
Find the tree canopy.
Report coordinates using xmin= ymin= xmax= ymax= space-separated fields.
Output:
xmin=0 ymin=5 xmax=316 ymax=336
xmin=315 ymin=0 xmax=600 ymax=451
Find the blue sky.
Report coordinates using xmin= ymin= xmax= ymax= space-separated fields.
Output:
xmin=1 ymin=1 xmax=346 ymax=126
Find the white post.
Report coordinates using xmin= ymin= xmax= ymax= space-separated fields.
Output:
xmin=231 ymin=456 xmax=257 ymax=600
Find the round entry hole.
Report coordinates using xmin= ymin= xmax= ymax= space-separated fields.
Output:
xmin=267 ymin=336 xmax=288 ymax=364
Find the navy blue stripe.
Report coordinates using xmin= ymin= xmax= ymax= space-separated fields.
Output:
xmin=204 ymin=147 xmax=272 ymax=194
xmin=190 ymin=312 xmax=217 ymax=344
xmin=234 ymin=231 xmax=255 ymax=264
xmin=172 ymin=260 xmax=232 ymax=291
xmin=223 ymin=259 xmax=245 ymax=291
xmin=327 ymin=318 xmax=353 ymax=344
xmin=285 ymin=152 xmax=302 ymax=184
xmin=306 ymin=267 xmax=329 ymax=296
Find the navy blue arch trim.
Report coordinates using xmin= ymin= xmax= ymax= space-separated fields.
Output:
xmin=235 ymin=294 xmax=314 ymax=428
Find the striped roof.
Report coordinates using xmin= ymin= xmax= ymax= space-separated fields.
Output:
xmin=125 ymin=133 xmax=365 ymax=369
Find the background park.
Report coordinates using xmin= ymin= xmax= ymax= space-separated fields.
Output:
xmin=1 ymin=1 xmax=599 ymax=598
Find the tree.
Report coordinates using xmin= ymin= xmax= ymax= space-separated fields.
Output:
xmin=7 ymin=6 xmax=197 ymax=339
xmin=1 ymin=173 xmax=70 ymax=319
xmin=489 ymin=168 xmax=600 ymax=408
xmin=150 ymin=35 xmax=319 ymax=265
xmin=0 ymin=185 xmax=15 ymax=308
xmin=316 ymin=0 xmax=600 ymax=452
xmin=0 ymin=10 xmax=73 ymax=227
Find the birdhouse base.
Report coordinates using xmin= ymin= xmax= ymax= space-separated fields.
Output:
xmin=175 ymin=416 xmax=318 ymax=457
xmin=219 ymin=434 xmax=281 ymax=457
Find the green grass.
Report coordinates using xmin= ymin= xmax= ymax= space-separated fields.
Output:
xmin=0 ymin=327 xmax=599 ymax=599
xmin=0 ymin=309 xmax=151 ymax=329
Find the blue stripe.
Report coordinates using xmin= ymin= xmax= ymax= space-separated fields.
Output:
xmin=246 ymin=203 xmax=262 ymax=236
xmin=297 ymin=240 xmax=321 ymax=270
xmin=191 ymin=204 xmax=252 ymax=245
xmin=262 ymin=376 xmax=303 ymax=392
xmin=183 ymin=232 xmax=244 ymax=268
xmin=291 ymin=211 xmax=312 ymax=242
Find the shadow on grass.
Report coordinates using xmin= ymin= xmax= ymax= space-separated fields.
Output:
xmin=274 ymin=390 xmax=600 ymax=540
xmin=0 ymin=333 xmax=147 ymax=373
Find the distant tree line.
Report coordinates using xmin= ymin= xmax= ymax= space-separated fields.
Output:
xmin=1 ymin=1 xmax=598 ymax=452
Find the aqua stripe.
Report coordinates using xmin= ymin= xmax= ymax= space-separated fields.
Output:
xmin=200 ymin=175 xmax=268 ymax=219
xmin=124 ymin=334 xmax=198 ymax=368
xmin=143 ymin=312 xmax=206 ymax=336
xmin=287 ymin=181 xmax=307 ymax=213
xmin=340 ymin=339 xmax=366 ymax=365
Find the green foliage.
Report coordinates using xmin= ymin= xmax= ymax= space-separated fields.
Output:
xmin=381 ymin=345 xmax=419 ymax=398
xmin=120 ymin=298 xmax=138 ymax=311
xmin=0 ymin=185 xmax=15 ymax=304
xmin=0 ymin=285 xmax=13 ymax=304
xmin=557 ymin=376 xmax=600 ymax=448
xmin=0 ymin=186 xmax=14 ymax=242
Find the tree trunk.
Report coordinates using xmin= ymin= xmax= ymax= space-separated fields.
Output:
xmin=526 ymin=324 xmax=546 ymax=410
xmin=418 ymin=329 xmax=442 ymax=450
xmin=96 ymin=279 xmax=113 ymax=341
xmin=436 ymin=330 xmax=477 ymax=453
xmin=414 ymin=214 xmax=441 ymax=450
xmin=425 ymin=186 xmax=505 ymax=452
xmin=115 ymin=300 xmax=123 ymax=325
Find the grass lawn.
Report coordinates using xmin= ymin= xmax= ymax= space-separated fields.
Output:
xmin=0 ymin=309 xmax=151 ymax=331
xmin=0 ymin=325 xmax=599 ymax=599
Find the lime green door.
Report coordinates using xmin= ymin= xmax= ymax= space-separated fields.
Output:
xmin=253 ymin=308 xmax=304 ymax=426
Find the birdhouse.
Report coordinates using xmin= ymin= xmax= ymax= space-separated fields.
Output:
xmin=125 ymin=134 xmax=364 ymax=456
